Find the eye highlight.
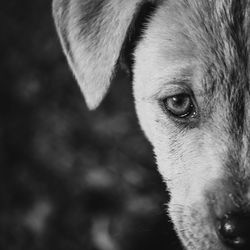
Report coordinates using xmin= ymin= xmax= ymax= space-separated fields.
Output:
xmin=163 ymin=93 xmax=196 ymax=119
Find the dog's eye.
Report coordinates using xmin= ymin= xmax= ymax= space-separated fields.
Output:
xmin=163 ymin=94 xmax=196 ymax=119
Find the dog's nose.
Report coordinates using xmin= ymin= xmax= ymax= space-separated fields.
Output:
xmin=217 ymin=212 xmax=250 ymax=248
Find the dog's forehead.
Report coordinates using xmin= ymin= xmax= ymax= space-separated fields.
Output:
xmin=157 ymin=0 xmax=250 ymax=93
xmin=135 ymin=0 xmax=250 ymax=141
xmin=135 ymin=0 xmax=250 ymax=100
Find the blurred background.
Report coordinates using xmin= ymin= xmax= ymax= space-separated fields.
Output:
xmin=1 ymin=0 xmax=182 ymax=249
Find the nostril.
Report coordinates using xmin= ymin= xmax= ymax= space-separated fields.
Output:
xmin=217 ymin=213 xmax=250 ymax=248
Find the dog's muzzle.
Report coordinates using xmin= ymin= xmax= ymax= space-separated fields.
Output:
xmin=207 ymin=179 xmax=250 ymax=249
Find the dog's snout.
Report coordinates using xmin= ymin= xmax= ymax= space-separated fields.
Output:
xmin=217 ymin=212 xmax=250 ymax=249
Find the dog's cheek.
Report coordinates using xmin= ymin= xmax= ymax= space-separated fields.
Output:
xmin=155 ymin=129 xmax=225 ymax=205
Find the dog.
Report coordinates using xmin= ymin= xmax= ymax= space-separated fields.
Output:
xmin=52 ymin=0 xmax=250 ymax=249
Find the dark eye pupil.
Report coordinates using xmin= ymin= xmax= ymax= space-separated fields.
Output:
xmin=164 ymin=94 xmax=194 ymax=118
xmin=172 ymin=95 xmax=189 ymax=107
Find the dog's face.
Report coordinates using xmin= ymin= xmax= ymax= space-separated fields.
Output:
xmin=134 ymin=1 xmax=250 ymax=248
xmin=53 ymin=0 xmax=250 ymax=249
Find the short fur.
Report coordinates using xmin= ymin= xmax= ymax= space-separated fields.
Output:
xmin=53 ymin=0 xmax=250 ymax=249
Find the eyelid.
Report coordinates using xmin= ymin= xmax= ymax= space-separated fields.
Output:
xmin=154 ymin=83 xmax=194 ymax=101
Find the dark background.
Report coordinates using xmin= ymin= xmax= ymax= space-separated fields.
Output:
xmin=1 ymin=0 xmax=182 ymax=249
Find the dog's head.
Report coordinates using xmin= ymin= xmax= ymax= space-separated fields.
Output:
xmin=53 ymin=0 xmax=250 ymax=249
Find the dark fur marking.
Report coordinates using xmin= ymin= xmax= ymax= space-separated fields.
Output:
xmin=119 ymin=2 xmax=158 ymax=78
xmin=192 ymin=1 xmax=248 ymax=136
xmin=224 ymin=2 xmax=249 ymax=140
xmin=214 ymin=1 xmax=250 ymax=197
xmin=216 ymin=2 xmax=249 ymax=181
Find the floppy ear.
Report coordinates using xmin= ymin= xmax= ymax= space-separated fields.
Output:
xmin=52 ymin=0 xmax=158 ymax=109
